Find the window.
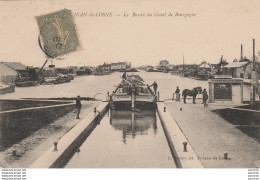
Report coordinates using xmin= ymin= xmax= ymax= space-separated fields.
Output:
xmin=214 ymin=83 xmax=232 ymax=100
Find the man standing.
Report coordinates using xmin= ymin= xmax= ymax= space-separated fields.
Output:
xmin=202 ymin=89 xmax=208 ymax=107
xmin=150 ymin=81 xmax=158 ymax=95
xmin=175 ymin=86 xmax=180 ymax=102
xmin=76 ymin=95 xmax=81 ymax=119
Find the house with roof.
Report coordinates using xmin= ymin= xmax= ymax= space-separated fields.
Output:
xmin=159 ymin=60 xmax=169 ymax=67
xmin=111 ymin=62 xmax=128 ymax=71
xmin=0 ymin=63 xmax=18 ymax=84
xmin=1 ymin=62 xmax=28 ymax=81
xmin=158 ymin=60 xmax=170 ymax=71
xmin=223 ymin=59 xmax=253 ymax=79
xmin=1 ymin=62 xmax=38 ymax=82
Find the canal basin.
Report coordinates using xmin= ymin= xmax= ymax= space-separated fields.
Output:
xmin=0 ymin=71 xmax=208 ymax=101
xmin=65 ymin=110 xmax=176 ymax=168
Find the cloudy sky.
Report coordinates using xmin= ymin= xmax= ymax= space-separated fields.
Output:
xmin=0 ymin=0 xmax=260 ymax=67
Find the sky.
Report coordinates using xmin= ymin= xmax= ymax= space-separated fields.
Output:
xmin=0 ymin=0 xmax=260 ymax=67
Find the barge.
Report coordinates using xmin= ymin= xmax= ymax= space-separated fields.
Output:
xmin=110 ymin=75 xmax=156 ymax=110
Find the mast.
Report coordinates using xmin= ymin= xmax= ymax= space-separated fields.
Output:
xmin=218 ymin=55 xmax=223 ymax=75
xmin=241 ymin=44 xmax=243 ymax=60
xmin=183 ymin=55 xmax=185 ymax=74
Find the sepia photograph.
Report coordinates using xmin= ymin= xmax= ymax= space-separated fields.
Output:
xmin=0 ymin=0 xmax=259 ymax=179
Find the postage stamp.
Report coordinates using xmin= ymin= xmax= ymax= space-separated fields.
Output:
xmin=37 ymin=9 xmax=80 ymax=58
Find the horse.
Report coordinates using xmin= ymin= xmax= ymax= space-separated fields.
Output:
xmin=182 ymin=86 xmax=202 ymax=104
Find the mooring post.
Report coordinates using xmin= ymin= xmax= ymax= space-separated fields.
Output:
xmin=54 ymin=141 xmax=58 ymax=151
xmin=94 ymin=107 xmax=97 ymax=113
xmin=224 ymin=153 xmax=229 ymax=160
xmin=172 ymin=93 xmax=175 ymax=100
xmin=180 ymin=107 xmax=182 ymax=111
xmin=131 ymin=90 xmax=135 ymax=111
xmin=163 ymin=107 xmax=166 ymax=112
xmin=183 ymin=141 xmax=187 ymax=152
xmin=12 ymin=150 xmax=17 ymax=156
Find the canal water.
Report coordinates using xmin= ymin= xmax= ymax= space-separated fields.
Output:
xmin=65 ymin=110 xmax=176 ymax=168
xmin=0 ymin=71 xmax=208 ymax=101
xmin=0 ymin=71 xmax=208 ymax=157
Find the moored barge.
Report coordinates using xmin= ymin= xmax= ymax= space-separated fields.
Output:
xmin=110 ymin=75 xmax=156 ymax=110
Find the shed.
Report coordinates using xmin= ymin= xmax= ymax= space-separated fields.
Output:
xmin=0 ymin=63 xmax=18 ymax=84
xmin=208 ymin=78 xmax=243 ymax=104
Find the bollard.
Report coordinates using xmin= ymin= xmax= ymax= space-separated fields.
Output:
xmin=94 ymin=107 xmax=97 ymax=113
xmin=12 ymin=150 xmax=17 ymax=156
xmin=163 ymin=107 xmax=166 ymax=112
xmin=183 ymin=142 xmax=187 ymax=152
xmin=54 ymin=141 xmax=58 ymax=151
xmin=224 ymin=153 xmax=228 ymax=160
xmin=180 ymin=107 xmax=182 ymax=111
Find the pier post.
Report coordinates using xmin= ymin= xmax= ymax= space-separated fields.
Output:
xmin=12 ymin=150 xmax=17 ymax=156
xmin=54 ymin=142 xmax=58 ymax=151
xmin=131 ymin=90 xmax=135 ymax=111
xmin=163 ymin=107 xmax=166 ymax=112
xmin=183 ymin=142 xmax=187 ymax=152
xmin=224 ymin=153 xmax=229 ymax=160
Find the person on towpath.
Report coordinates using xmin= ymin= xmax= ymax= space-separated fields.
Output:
xmin=175 ymin=86 xmax=180 ymax=102
xmin=76 ymin=95 xmax=82 ymax=119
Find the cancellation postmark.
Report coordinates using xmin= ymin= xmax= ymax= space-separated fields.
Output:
xmin=37 ymin=9 xmax=80 ymax=58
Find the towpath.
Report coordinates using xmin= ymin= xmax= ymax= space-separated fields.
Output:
xmin=165 ymin=101 xmax=260 ymax=168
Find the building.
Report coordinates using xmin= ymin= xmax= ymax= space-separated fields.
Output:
xmin=0 ymin=62 xmax=37 ymax=82
xmin=223 ymin=59 xmax=253 ymax=79
xmin=208 ymin=78 xmax=243 ymax=104
xmin=111 ymin=62 xmax=128 ymax=71
xmin=0 ymin=63 xmax=18 ymax=84
xmin=102 ymin=63 xmax=111 ymax=74
xmin=159 ymin=60 xmax=169 ymax=69
xmin=95 ymin=63 xmax=111 ymax=75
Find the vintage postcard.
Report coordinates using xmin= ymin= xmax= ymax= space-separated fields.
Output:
xmin=0 ymin=0 xmax=259 ymax=177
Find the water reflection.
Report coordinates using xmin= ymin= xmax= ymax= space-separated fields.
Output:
xmin=110 ymin=110 xmax=157 ymax=143
xmin=65 ymin=109 xmax=175 ymax=168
